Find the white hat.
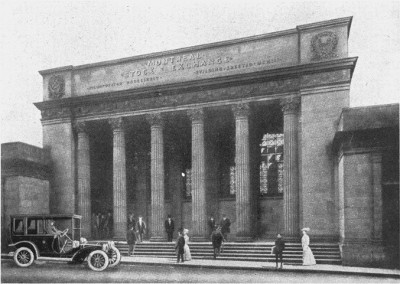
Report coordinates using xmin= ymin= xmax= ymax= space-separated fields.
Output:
xmin=301 ymin=227 xmax=310 ymax=232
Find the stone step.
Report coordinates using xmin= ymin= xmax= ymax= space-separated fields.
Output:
xmin=114 ymin=241 xmax=342 ymax=265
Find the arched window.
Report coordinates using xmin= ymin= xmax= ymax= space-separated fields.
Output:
xmin=260 ymin=133 xmax=284 ymax=196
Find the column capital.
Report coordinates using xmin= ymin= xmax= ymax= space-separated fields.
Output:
xmin=188 ymin=108 xmax=204 ymax=122
xmin=146 ymin=113 xmax=164 ymax=127
xmin=109 ymin=117 xmax=125 ymax=131
xmin=281 ymin=97 xmax=301 ymax=114
xmin=371 ymin=152 xmax=382 ymax=164
xmin=74 ymin=121 xmax=89 ymax=134
xmin=232 ymin=103 xmax=250 ymax=118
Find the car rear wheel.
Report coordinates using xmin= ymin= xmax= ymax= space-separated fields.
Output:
xmin=14 ymin=247 xmax=34 ymax=268
xmin=87 ymin=250 xmax=109 ymax=271
xmin=107 ymin=246 xmax=121 ymax=268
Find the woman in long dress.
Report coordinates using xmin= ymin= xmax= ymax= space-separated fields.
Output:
xmin=183 ymin=229 xmax=192 ymax=261
xmin=301 ymin=228 xmax=316 ymax=266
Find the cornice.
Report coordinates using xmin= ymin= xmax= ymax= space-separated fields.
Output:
xmin=296 ymin=16 xmax=352 ymax=34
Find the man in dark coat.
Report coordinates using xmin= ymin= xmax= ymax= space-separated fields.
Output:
xmin=127 ymin=213 xmax=136 ymax=231
xmin=274 ymin=233 xmax=285 ymax=269
xmin=164 ymin=214 xmax=175 ymax=242
xmin=211 ymin=226 xmax=225 ymax=259
xmin=126 ymin=225 xmax=136 ymax=256
xmin=175 ymin=229 xmax=185 ymax=263
xmin=220 ymin=214 xmax=231 ymax=241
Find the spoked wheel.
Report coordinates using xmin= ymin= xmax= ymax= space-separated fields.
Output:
xmin=14 ymin=247 xmax=34 ymax=267
xmin=107 ymin=246 xmax=121 ymax=268
xmin=87 ymin=250 xmax=109 ymax=271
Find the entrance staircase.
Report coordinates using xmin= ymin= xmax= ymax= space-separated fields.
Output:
xmin=114 ymin=242 xmax=342 ymax=265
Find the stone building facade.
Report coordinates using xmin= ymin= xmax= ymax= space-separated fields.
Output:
xmin=16 ymin=17 xmax=398 ymax=267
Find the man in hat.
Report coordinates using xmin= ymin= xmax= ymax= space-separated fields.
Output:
xmin=175 ymin=228 xmax=185 ymax=263
xmin=126 ymin=224 xmax=136 ymax=256
xmin=211 ymin=226 xmax=225 ymax=259
xmin=164 ymin=214 xmax=175 ymax=242
xmin=274 ymin=233 xmax=285 ymax=269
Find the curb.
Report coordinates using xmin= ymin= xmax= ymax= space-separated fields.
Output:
xmin=2 ymin=254 xmax=399 ymax=278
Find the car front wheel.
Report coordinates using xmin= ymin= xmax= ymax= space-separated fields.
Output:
xmin=87 ymin=250 xmax=109 ymax=272
xmin=14 ymin=247 xmax=34 ymax=268
xmin=107 ymin=246 xmax=121 ymax=268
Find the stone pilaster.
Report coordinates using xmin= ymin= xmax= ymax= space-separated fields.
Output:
xmin=281 ymin=97 xmax=300 ymax=238
xmin=188 ymin=108 xmax=207 ymax=241
xmin=109 ymin=117 xmax=127 ymax=240
xmin=75 ymin=121 xmax=91 ymax=238
xmin=147 ymin=113 xmax=165 ymax=241
xmin=232 ymin=103 xmax=252 ymax=240
xmin=371 ymin=152 xmax=383 ymax=241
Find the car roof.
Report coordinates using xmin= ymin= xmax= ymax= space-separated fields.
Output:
xmin=10 ymin=214 xmax=82 ymax=219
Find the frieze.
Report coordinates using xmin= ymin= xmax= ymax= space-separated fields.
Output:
xmin=48 ymin=75 xmax=65 ymax=99
xmin=301 ymin=70 xmax=350 ymax=88
xmin=311 ymin=31 xmax=338 ymax=61
xmin=71 ymin=78 xmax=299 ymax=119
xmin=281 ymin=96 xmax=300 ymax=113
xmin=41 ymin=107 xmax=71 ymax=120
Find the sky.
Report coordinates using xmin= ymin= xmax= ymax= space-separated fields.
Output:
xmin=1 ymin=0 xmax=399 ymax=147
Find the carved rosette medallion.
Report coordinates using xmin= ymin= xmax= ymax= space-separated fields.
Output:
xmin=48 ymin=75 xmax=65 ymax=99
xmin=187 ymin=108 xmax=204 ymax=122
xmin=232 ymin=103 xmax=250 ymax=118
xmin=74 ymin=121 xmax=88 ymax=133
xmin=311 ymin=31 xmax=338 ymax=61
xmin=108 ymin=117 xmax=125 ymax=131
xmin=146 ymin=113 xmax=164 ymax=127
xmin=281 ymin=97 xmax=300 ymax=114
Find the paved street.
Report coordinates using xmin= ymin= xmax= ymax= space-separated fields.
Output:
xmin=1 ymin=259 xmax=398 ymax=283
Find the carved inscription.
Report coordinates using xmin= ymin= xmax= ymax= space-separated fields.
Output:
xmin=86 ymin=50 xmax=284 ymax=92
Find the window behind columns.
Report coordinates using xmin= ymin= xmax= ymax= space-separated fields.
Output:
xmin=260 ymin=133 xmax=284 ymax=196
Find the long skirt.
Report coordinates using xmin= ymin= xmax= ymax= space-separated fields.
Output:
xmin=302 ymin=246 xmax=316 ymax=265
xmin=184 ymin=244 xmax=192 ymax=261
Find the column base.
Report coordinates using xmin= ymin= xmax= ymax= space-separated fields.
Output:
xmin=150 ymin=236 xmax=166 ymax=242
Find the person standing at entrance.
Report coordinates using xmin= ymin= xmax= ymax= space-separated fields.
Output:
xmin=175 ymin=229 xmax=185 ymax=263
xmin=273 ymin=233 xmax=285 ymax=269
xmin=301 ymin=228 xmax=316 ymax=266
xmin=127 ymin=213 xmax=136 ymax=231
xmin=165 ymin=214 xmax=175 ymax=242
xmin=126 ymin=225 xmax=136 ymax=256
xmin=220 ymin=214 xmax=231 ymax=241
xmin=137 ymin=215 xmax=146 ymax=242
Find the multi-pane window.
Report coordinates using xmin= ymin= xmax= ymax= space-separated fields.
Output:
xmin=260 ymin=133 xmax=284 ymax=196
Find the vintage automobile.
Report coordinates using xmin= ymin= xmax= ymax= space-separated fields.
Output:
xmin=8 ymin=214 xmax=121 ymax=271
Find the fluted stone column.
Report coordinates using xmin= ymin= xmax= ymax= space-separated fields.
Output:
xmin=371 ymin=152 xmax=383 ymax=240
xmin=233 ymin=103 xmax=252 ymax=240
xmin=281 ymin=97 xmax=300 ymax=238
xmin=75 ymin=121 xmax=91 ymax=238
xmin=109 ymin=118 xmax=127 ymax=240
xmin=188 ymin=108 xmax=207 ymax=241
xmin=147 ymin=113 xmax=165 ymax=241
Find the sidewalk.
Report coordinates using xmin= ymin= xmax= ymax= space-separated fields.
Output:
xmin=2 ymin=253 xmax=400 ymax=278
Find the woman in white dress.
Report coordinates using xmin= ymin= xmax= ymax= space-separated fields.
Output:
xmin=301 ymin=228 xmax=316 ymax=266
xmin=183 ymin=228 xmax=192 ymax=261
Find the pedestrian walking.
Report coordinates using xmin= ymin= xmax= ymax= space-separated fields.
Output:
xmin=175 ymin=229 xmax=185 ymax=263
xmin=220 ymin=214 xmax=231 ymax=241
xmin=301 ymin=228 xmax=316 ymax=266
xmin=126 ymin=225 xmax=136 ymax=256
xmin=137 ymin=215 xmax=146 ymax=242
xmin=211 ymin=226 xmax=224 ymax=259
xmin=273 ymin=233 xmax=285 ymax=269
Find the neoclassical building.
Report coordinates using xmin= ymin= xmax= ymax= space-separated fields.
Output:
xmin=6 ymin=17 xmax=394 ymax=266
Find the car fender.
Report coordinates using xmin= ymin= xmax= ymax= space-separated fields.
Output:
xmin=71 ymin=245 xmax=102 ymax=262
xmin=9 ymin=241 xmax=40 ymax=259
